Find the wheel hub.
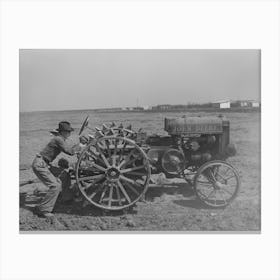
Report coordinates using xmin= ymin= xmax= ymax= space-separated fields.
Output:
xmin=106 ymin=167 xmax=120 ymax=181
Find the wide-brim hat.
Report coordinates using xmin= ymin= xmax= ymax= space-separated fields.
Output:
xmin=50 ymin=121 xmax=74 ymax=135
xmin=58 ymin=121 xmax=74 ymax=131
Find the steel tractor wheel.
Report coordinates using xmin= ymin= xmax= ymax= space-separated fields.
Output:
xmin=193 ymin=160 xmax=240 ymax=208
xmin=94 ymin=122 xmax=137 ymax=140
xmin=75 ymin=136 xmax=151 ymax=210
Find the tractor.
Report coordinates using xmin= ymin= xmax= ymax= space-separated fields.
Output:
xmin=73 ymin=115 xmax=240 ymax=210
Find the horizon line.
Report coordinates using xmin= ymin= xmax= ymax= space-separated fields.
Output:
xmin=20 ymin=98 xmax=261 ymax=113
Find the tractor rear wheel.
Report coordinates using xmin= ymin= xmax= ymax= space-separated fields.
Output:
xmin=75 ymin=136 xmax=151 ymax=210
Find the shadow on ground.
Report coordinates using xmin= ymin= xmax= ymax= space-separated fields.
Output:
xmin=145 ymin=182 xmax=194 ymax=201
xmin=20 ymin=181 xmax=211 ymax=217
xmin=172 ymin=199 xmax=214 ymax=209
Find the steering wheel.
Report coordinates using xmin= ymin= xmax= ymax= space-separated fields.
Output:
xmin=79 ymin=115 xmax=89 ymax=135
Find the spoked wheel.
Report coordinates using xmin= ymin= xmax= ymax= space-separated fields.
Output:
xmin=75 ymin=136 xmax=151 ymax=210
xmin=194 ymin=160 xmax=240 ymax=208
xmin=95 ymin=123 xmax=137 ymax=140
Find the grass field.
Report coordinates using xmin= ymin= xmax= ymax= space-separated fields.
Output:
xmin=19 ymin=110 xmax=261 ymax=231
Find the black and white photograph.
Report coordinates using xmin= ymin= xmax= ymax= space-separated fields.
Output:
xmin=1 ymin=0 xmax=280 ymax=279
xmin=19 ymin=49 xmax=261 ymax=232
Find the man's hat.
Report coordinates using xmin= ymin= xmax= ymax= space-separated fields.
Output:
xmin=58 ymin=121 xmax=74 ymax=132
xmin=57 ymin=121 xmax=74 ymax=132
xmin=50 ymin=121 xmax=74 ymax=135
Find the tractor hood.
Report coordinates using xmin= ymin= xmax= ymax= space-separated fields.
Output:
xmin=164 ymin=116 xmax=227 ymax=135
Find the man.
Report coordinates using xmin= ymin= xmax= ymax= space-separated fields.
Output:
xmin=32 ymin=121 xmax=87 ymax=227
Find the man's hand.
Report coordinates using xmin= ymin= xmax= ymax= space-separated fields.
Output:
xmin=58 ymin=158 xmax=69 ymax=169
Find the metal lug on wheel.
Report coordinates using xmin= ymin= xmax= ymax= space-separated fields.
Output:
xmin=95 ymin=131 xmax=104 ymax=138
xmin=102 ymin=124 xmax=109 ymax=132
xmin=108 ymin=129 xmax=114 ymax=136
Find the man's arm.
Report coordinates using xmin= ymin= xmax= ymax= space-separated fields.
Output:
xmin=56 ymin=136 xmax=88 ymax=156
xmin=55 ymin=137 xmax=76 ymax=156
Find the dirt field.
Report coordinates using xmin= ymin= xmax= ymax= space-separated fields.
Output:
xmin=19 ymin=110 xmax=261 ymax=231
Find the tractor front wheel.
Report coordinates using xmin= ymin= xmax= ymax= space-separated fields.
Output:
xmin=193 ymin=160 xmax=240 ymax=208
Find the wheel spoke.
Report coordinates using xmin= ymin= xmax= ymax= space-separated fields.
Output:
xmin=118 ymin=149 xmax=135 ymax=168
xmin=118 ymin=141 xmax=129 ymax=162
xmin=105 ymin=139 xmax=112 ymax=164
xmin=78 ymin=174 xmax=105 ymax=182
xmin=211 ymin=166 xmax=219 ymax=178
xmin=115 ymin=184 xmax=122 ymax=206
xmin=117 ymin=181 xmax=131 ymax=203
xmin=111 ymin=138 xmax=119 ymax=166
xmin=215 ymin=171 xmax=227 ymax=182
xmin=219 ymin=189 xmax=228 ymax=205
xmin=206 ymin=189 xmax=216 ymax=200
xmin=223 ymin=167 xmax=231 ymax=176
xmin=119 ymin=175 xmax=143 ymax=188
xmin=82 ymin=178 xmax=106 ymax=191
xmin=85 ymin=150 xmax=97 ymax=160
xmin=83 ymin=182 xmax=95 ymax=191
xmin=112 ymin=155 xmax=116 ymax=166
xmin=96 ymin=144 xmax=110 ymax=167
xmin=108 ymin=186 xmax=113 ymax=207
xmin=209 ymin=189 xmax=217 ymax=205
xmin=88 ymin=183 xmax=105 ymax=199
xmin=119 ymin=156 xmax=137 ymax=170
xmin=88 ymin=146 xmax=99 ymax=155
xmin=88 ymin=162 xmax=107 ymax=172
xmin=225 ymin=174 xmax=236 ymax=181
xmin=208 ymin=169 xmax=217 ymax=182
xmin=113 ymin=138 xmax=119 ymax=157
xmin=99 ymin=185 xmax=109 ymax=203
xmin=120 ymin=165 xmax=146 ymax=174
xmin=220 ymin=188 xmax=233 ymax=197
xmin=122 ymin=181 xmax=140 ymax=196
xmin=96 ymin=142 xmax=106 ymax=151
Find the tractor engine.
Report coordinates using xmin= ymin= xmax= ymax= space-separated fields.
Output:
xmin=180 ymin=134 xmax=216 ymax=162
xmin=145 ymin=134 xmax=217 ymax=176
xmin=145 ymin=115 xmax=236 ymax=176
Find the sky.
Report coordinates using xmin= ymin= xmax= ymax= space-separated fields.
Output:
xmin=19 ymin=49 xmax=260 ymax=112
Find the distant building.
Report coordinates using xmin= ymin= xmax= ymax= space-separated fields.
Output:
xmin=94 ymin=107 xmax=122 ymax=112
xmin=249 ymin=100 xmax=260 ymax=107
xmin=239 ymin=101 xmax=250 ymax=107
xmin=152 ymin=104 xmax=172 ymax=111
xmin=132 ymin=107 xmax=144 ymax=111
xmin=233 ymin=100 xmax=260 ymax=108
xmin=143 ymin=105 xmax=151 ymax=110
xmin=170 ymin=104 xmax=188 ymax=110
xmin=212 ymin=101 xmax=231 ymax=109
